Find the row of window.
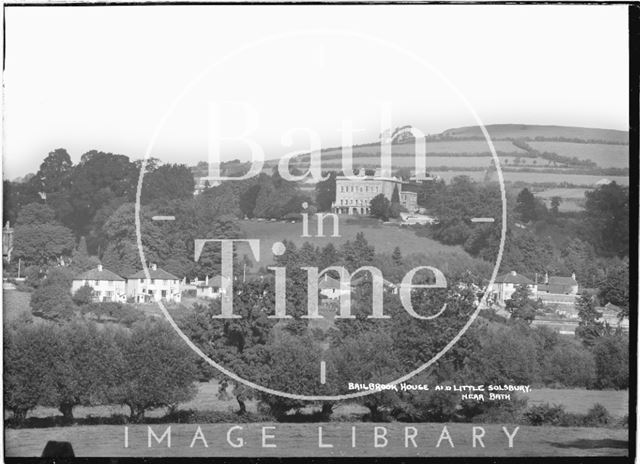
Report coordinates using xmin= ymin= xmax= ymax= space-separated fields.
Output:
xmin=339 ymin=185 xmax=381 ymax=194
xmin=339 ymin=198 xmax=370 ymax=206
xmin=137 ymin=279 xmax=179 ymax=285
xmin=79 ymin=280 xmax=120 ymax=287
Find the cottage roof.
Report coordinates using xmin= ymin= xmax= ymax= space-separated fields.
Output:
xmin=549 ymin=276 xmax=578 ymax=286
xmin=318 ymin=275 xmax=344 ymax=290
xmin=128 ymin=267 xmax=180 ymax=280
xmin=197 ymin=275 xmax=231 ymax=288
xmin=74 ymin=266 xmax=124 ymax=282
xmin=494 ymin=271 xmax=533 ymax=285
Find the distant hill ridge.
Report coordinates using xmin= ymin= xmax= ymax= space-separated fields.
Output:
xmin=439 ymin=124 xmax=628 ymax=145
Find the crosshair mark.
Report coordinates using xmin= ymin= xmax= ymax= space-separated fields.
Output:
xmin=320 ymin=361 xmax=326 ymax=384
xmin=471 ymin=217 xmax=495 ymax=223
xmin=152 ymin=216 xmax=176 ymax=221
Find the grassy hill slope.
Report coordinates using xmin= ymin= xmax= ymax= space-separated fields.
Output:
xmin=439 ymin=124 xmax=628 ymax=144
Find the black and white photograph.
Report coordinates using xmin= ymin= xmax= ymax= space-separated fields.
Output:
xmin=1 ymin=2 xmax=636 ymax=461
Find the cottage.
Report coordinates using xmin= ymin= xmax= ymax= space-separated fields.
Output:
xmin=548 ymin=274 xmax=579 ymax=295
xmin=490 ymin=271 xmax=537 ymax=305
xmin=195 ymin=275 xmax=231 ymax=299
xmin=537 ymin=272 xmax=579 ymax=295
xmin=318 ymin=275 xmax=350 ymax=300
xmin=71 ymin=264 xmax=126 ymax=303
xmin=126 ymin=264 xmax=182 ymax=303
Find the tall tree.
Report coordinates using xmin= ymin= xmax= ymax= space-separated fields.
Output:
xmin=13 ymin=204 xmax=75 ymax=266
xmin=575 ymin=294 xmax=606 ymax=347
xmin=515 ymin=188 xmax=537 ymax=223
xmin=369 ymin=193 xmax=391 ymax=220
xmin=315 ymin=171 xmax=337 ymax=212
xmin=140 ymin=163 xmax=195 ymax=204
xmin=598 ymin=260 xmax=629 ymax=319
xmin=30 ymin=149 xmax=74 ymax=226
xmin=505 ymin=285 xmax=538 ymax=324
xmin=584 ymin=182 xmax=629 ymax=257
xmin=69 ymin=151 xmax=138 ymax=236
xmin=115 ymin=320 xmax=199 ymax=422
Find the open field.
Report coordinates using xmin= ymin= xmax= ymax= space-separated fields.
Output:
xmin=239 ymin=217 xmax=481 ymax=268
xmin=296 ymin=155 xmax=560 ymax=171
xmin=535 ymin=187 xmax=592 ymax=200
xmin=522 ymin=389 xmax=628 ymax=418
xmin=288 ymin=140 xmax=526 ymax=160
xmin=487 ymin=171 xmax=629 ymax=186
xmin=528 ymin=141 xmax=629 ymax=169
xmin=5 ymin=422 xmax=628 ymax=457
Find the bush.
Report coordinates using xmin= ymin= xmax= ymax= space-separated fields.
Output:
xmin=583 ymin=403 xmax=612 ymax=427
xmin=30 ymin=267 xmax=76 ymax=321
xmin=524 ymin=403 xmax=567 ymax=426
xmin=523 ymin=403 xmax=614 ymax=428
xmin=80 ymin=302 xmax=144 ymax=326
xmin=592 ymin=335 xmax=629 ymax=389
xmin=393 ymin=389 xmax=460 ymax=423
xmin=72 ymin=285 xmax=94 ymax=305
xmin=459 ymin=393 xmax=528 ymax=424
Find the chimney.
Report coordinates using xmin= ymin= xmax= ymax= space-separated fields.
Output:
xmin=571 ymin=272 xmax=576 ymax=280
xmin=151 ymin=263 xmax=157 ymax=271
xmin=206 ymin=275 xmax=209 ymax=286
xmin=545 ymin=272 xmax=549 ymax=284
xmin=510 ymin=270 xmax=516 ymax=276
xmin=97 ymin=264 xmax=103 ymax=272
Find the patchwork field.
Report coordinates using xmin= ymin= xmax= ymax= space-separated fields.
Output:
xmin=440 ymin=124 xmax=628 ymax=144
xmin=528 ymin=142 xmax=629 ymax=169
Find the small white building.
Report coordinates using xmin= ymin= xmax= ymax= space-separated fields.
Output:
xmin=195 ymin=275 xmax=231 ymax=299
xmin=318 ymin=275 xmax=353 ymax=300
xmin=71 ymin=264 xmax=126 ymax=303
xmin=490 ymin=270 xmax=538 ymax=305
xmin=126 ymin=264 xmax=182 ymax=303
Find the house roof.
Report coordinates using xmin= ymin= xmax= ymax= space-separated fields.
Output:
xmin=128 ymin=268 xmax=180 ymax=280
xmin=318 ymin=275 xmax=344 ymax=290
xmin=494 ymin=271 xmax=533 ymax=285
xmin=197 ymin=275 xmax=231 ymax=288
xmin=318 ymin=275 xmax=384 ymax=290
xmin=549 ymin=276 xmax=578 ymax=286
xmin=74 ymin=267 xmax=124 ymax=282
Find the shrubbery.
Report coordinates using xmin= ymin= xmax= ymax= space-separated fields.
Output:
xmin=524 ymin=403 xmax=614 ymax=427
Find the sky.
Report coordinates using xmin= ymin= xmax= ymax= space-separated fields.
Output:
xmin=2 ymin=4 xmax=630 ymax=179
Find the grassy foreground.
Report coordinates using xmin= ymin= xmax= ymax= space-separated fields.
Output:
xmin=5 ymin=422 xmax=628 ymax=457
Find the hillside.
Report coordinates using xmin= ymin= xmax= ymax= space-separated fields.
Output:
xmin=192 ymin=124 xmax=629 ymax=212
xmin=439 ymin=124 xmax=628 ymax=144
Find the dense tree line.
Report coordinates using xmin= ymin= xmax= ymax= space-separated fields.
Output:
xmin=4 ymin=318 xmax=199 ymax=425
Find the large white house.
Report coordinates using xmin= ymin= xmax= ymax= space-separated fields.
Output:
xmin=126 ymin=264 xmax=182 ymax=303
xmin=71 ymin=264 xmax=127 ymax=302
xmin=331 ymin=169 xmax=419 ymax=215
